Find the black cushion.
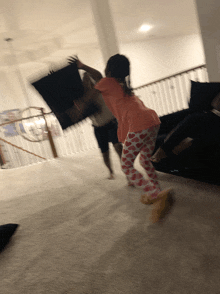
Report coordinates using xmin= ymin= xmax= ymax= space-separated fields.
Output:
xmin=31 ymin=62 xmax=101 ymax=130
xmin=32 ymin=62 xmax=84 ymax=113
xmin=189 ymin=80 xmax=220 ymax=111
xmin=0 ymin=224 xmax=19 ymax=252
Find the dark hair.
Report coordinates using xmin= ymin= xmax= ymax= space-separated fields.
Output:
xmin=106 ymin=54 xmax=133 ymax=96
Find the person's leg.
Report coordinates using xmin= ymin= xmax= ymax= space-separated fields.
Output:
xmin=172 ymin=137 xmax=193 ymax=155
xmin=151 ymin=112 xmax=206 ymax=162
xmin=94 ymin=125 xmax=114 ymax=179
xmin=121 ymin=127 xmax=163 ymax=193
xmin=107 ymin=119 xmax=125 ymax=180
xmin=108 ymin=120 xmax=123 ymax=159
xmin=121 ymin=127 xmax=175 ymax=223
xmin=140 ymin=126 xmax=175 ymax=223
xmin=121 ymin=130 xmax=156 ymax=190
xmin=102 ymin=150 xmax=114 ymax=179
xmin=113 ymin=142 xmax=123 ymax=158
xmin=113 ymin=141 xmax=135 ymax=185
xmin=107 ymin=118 xmax=123 ymax=161
xmin=139 ymin=126 xmax=161 ymax=196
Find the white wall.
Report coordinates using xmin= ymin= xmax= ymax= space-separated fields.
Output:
xmin=120 ymin=34 xmax=205 ymax=88
xmin=195 ymin=0 xmax=220 ymax=82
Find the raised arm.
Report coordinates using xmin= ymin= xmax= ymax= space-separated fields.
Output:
xmin=68 ymin=55 xmax=103 ymax=83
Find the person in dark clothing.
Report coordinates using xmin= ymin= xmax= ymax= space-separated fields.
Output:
xmin=151 ymin=92 xmax=220 ymax=163
xmin=78 ymin=63 xmax=123 ymax=180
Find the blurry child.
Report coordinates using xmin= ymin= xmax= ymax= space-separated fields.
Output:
xmin=68 ymin=56 xmax=123 ymax=180
xmin=82 ymin=72 xmax=123 ymax=179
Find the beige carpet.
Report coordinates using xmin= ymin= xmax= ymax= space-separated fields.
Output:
xmin=0 ymin=147 xmax=220 ymax=294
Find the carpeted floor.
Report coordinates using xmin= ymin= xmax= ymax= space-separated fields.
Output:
xmin=0 ymin=147 xmax=220 ymax=294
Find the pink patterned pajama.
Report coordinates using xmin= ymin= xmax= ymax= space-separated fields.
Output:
xmin=121 ymin=125 xmax=161 ymax=199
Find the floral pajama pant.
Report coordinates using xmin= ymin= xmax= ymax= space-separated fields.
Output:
xmin=121 ymin=125 xmax=161 ymax=199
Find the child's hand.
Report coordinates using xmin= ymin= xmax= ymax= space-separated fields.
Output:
xmin=68 ymin=57 xmax=102 ymax=82
xmin=68 ymin=55 xmax=84 ymax=69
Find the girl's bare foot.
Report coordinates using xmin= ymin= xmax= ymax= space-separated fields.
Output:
xmin=150 ymin=147 xmax=167 ymax=163
xmin=108 ymin=173 xmax=115 ymax=180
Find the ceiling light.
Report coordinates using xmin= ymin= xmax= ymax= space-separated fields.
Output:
xmin=139 ymin=25 xmax=152 ymax=32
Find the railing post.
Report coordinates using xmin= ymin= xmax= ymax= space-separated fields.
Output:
xmin=40 ymin=108 xmax=58 ymax=158
xmin=0 ymin=144 xmax=6 ymax=165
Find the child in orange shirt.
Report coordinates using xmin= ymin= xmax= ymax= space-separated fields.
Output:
xmin=71 ymin=54 xmax=174 ymax=223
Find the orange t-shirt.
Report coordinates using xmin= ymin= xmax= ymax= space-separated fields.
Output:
xmin=95 ymin=77 xmax=161 ymax=143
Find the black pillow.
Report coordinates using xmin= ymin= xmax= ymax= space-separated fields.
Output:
xmin=0 ymin=224 xmax=19 ymax=252
xmin=31 ymin=62 xmax=84 ymax=113
xmin=31 ymin=62 xmax=101 ymax=130
xmin=189 ymin=80 xmax=220 ymax=111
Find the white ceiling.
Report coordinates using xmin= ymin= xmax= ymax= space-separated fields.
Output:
xmin=0 ymin=0 xmax=200 ymax=68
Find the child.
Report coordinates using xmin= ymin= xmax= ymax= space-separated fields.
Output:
xmin=68 ymin=56 xmax=123 ymax=180
xmin=70 ymin=55 xmax=174 ymax=223
xmin=82 ymin=72 xmax=123 ymax=179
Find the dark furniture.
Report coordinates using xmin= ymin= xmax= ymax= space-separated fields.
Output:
xmin=152 ymin=81 xmax=220 ymax=186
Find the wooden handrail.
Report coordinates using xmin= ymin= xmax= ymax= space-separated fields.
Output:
xmin=0 ymin=136 xmax=46 ymax=160
xmin=40 ymin=108 xmax=58 ymax=158
xmin=134 ymin=64 xmax=206 ymax=90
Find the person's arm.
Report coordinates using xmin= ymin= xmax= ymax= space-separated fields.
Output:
xmin=68 ymin=56 xmax=103 ymax=83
